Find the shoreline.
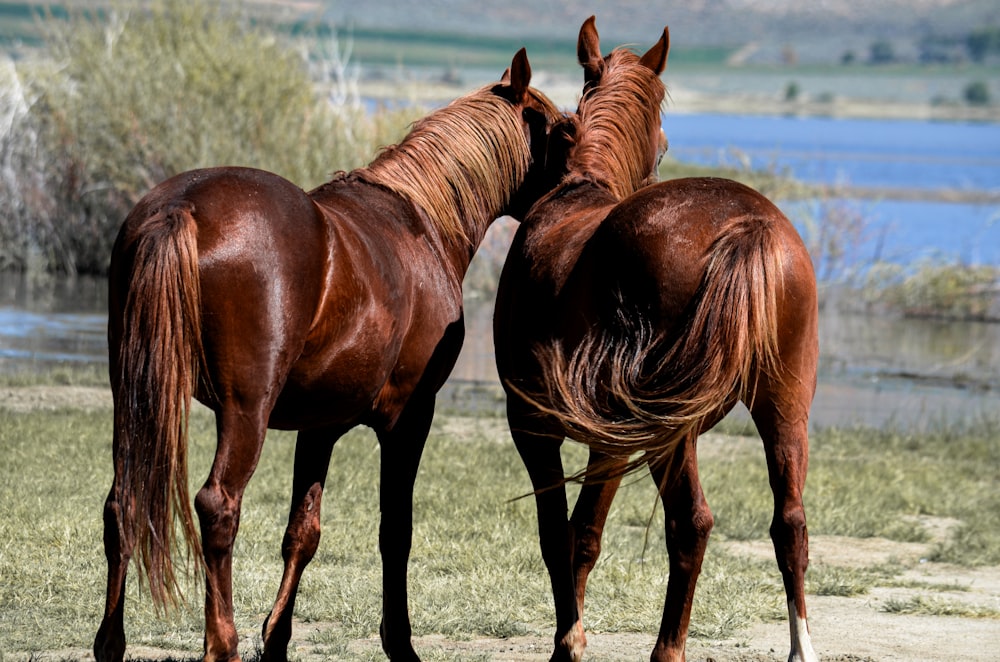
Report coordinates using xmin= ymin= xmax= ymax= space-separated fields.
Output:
xmin=356 ymin=74 xmax=1000 ymax=124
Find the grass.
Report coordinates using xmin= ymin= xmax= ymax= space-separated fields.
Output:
xmin=0 ymin=400 xmax=997 ymax=658
xmin=0 ymin=363 xmax=109 ymax=388
xmin=882 ymin=595 xmax=1000 ymax=619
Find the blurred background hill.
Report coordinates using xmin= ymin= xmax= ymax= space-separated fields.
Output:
xmin=3 ymin=1 xmax=1000 ymax=68
xmin=304 ymin=0 xmax=1000 ymax=65
xmin=1 ymin=0 xmax=998 ymax=115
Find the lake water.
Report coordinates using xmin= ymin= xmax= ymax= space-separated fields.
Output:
xmin=665 ymin=113 xmax=1000 ymax=191
xmin=1 ymin=113 xmax=998 ymax=430
xmin=666 ymin=112 xmax=1000 ymax=267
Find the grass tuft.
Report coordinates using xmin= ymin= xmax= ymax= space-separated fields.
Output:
xmin=881 ymin=595 xmax=1000 ymax=619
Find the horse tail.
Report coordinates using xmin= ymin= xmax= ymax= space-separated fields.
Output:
xmin=111 ymin=204 xmax=205 ymax=610
xmin=531 ymin=214 xmax=784 ymax=477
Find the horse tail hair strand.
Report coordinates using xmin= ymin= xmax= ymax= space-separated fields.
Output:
xmin=111 ymin=205 xmax=205 ymax=610
xmin=531 ymin=214 xmax=784 ymax=477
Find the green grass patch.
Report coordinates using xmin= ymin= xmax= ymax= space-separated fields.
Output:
xmin=881 ymin=595 xmax=1000 ymax=619
xmin=1 ymin=404 xmax=997 ymax=657
xmin=808 ymin=563 xmax=902 ymax=598
xmin=0 ymin=362 xmax=109 ymax=387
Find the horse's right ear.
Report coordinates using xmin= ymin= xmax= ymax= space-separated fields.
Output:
xmin=577 ymin=16 xmax=604 ymax=85
xmin=503 ymin=47 xmax=532 ymax=102
xmin=640 ymin=26 xmax=670 ymax=75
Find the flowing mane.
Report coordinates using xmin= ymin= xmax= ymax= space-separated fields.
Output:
xmin=569 ymin=48 xmax=666 ymax=199
xmin=357 ymin=86 xmax=535 ymax=246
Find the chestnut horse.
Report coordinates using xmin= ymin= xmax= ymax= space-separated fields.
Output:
xmin=95 ymin=50 xmax=560 ymax=662
xmin=494 ymin=18 xmax=819 ymax=662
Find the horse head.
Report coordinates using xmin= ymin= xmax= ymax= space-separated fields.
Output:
xmin=495 ymin=48 xmax=565 ymax=220
xmin=561 ymin=16 xmax=670 ymax=198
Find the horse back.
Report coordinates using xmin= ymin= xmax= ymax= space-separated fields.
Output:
xmin=597 ymin=177 xmax=815 ymax=322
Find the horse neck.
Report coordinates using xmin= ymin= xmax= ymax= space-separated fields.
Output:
xmin=567 ymin=58 xmax=664 ymax=199
xmin=357 ymin=92 xmax=531 ymax=270
xmin=521 ymin=176 xmax=619 ymax=252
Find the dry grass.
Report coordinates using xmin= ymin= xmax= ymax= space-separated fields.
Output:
xmin=0 ymin=398 xmax=997 ymax=658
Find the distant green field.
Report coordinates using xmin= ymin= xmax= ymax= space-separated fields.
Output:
xmin=284 ymin=23 xmax=734 ymax=72
xmin=0 ymin=1 xmax=734 ymax=69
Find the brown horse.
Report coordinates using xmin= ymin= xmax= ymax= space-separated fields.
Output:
xmin=494 ymin=18 xmax=819 ymax=662
xmin=94 ymin=50 xmax=560 ymax=662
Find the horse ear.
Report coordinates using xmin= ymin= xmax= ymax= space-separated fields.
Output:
xmin=577 ymin=15 xmax=604 ymax=84
xmin=507 ymin=47 xmax=531 ymax=101
xmin=640 ymin=26 xmax=670 ymax=75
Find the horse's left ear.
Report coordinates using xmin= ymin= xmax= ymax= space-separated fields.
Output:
xmin=503 ymin=47 xmax=532 ymax=102
xmin=577 ymin=15 xmax=604 ymax=85
xmin=640 ymin=26 xmax=670 ymax=75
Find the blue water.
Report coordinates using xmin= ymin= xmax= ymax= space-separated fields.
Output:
xmin=664 ymin=113 xmax=1000 ymax=267
xmin=0 ymin=306 xmax=106 ymax=364
xmin=665 ymin=113 xmax=1000 ymax=191
xmin=784 ymin=198 xmax=1000 ymax=265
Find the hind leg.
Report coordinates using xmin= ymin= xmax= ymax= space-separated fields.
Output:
xmin=752 ymin=388 xmax=818 ymax=662
xmin=261 ymin=426 xmax=343 ymax=662
xmin=649 ymin=433 xmax=713 ymax=662
xmin=749 ymin=280 xmax=819 ymax=662
xmin=94 ymin=474 xmax=130 ymax=662
xmin=195 ymin=405 xmax=269 ymax=662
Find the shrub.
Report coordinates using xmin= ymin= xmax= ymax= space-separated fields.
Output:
xmin=963 ymin=80 xmax=991 ymax=106
xmin=792 ymin=195 xmax=871 ymax=287
xmin=863 ymin=260 xmax=1000 ymax=321
xmin=1 ymin=1 xmax=418 ymax=274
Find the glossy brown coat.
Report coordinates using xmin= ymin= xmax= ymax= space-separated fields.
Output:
xmin=494 ymin=18 xmax=819 ymax=662
xmin=95 ymin=51 xmax=560 ymax=662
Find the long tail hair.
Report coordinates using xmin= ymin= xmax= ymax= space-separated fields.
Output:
xmin=531 ymin=214 xmax=784 ymax=477
xmin=110 ymin=205 xmax=205 ymax=609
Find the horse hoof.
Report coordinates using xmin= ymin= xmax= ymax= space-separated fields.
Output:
xmin=93 ymin=627 xmax=125 ymax=662
xmin=551 ymin=621 xmax=586 ymax=662
xmin=379 ymin=621 xmax=421 ymax=661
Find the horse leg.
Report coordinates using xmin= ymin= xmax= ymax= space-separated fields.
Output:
xmin=376 ymin=397 xmax=436 ymax=662
xmin=261 ymin=426 xmax=343 ymax=662
xmin=94 ymin=478 xmax=130 ymax=662
xmin=751 ymin=392 xmax=818 ymax=662
xmin=509 ymin=411 xmax=583 ymax=662
xmin=569 ymin=450 xmax=624 ymax=621
xmin=195 ymin=405 xmax=269 ymax=662
xmin=649 ymin=433 xmax=713 ymax=662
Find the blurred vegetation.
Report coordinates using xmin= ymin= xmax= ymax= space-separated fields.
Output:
xmin=863 ymin=261 xmax=1000 ymax=321
xmin=0 ymin=0 xmax=419 ymax=275
xmin=963 ymin=80 xmax=992 ymax=105
xmin=966 ymin=26 xmax=1000 ymax=63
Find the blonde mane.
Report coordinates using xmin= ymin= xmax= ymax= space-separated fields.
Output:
xmin=358 ymin=87 xmax=532 ymax=247
xmin=570 ymin=48 xmax=666 ymax=200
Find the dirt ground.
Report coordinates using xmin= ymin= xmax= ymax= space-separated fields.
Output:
xmin=6 ymin=386 xmax=999 ymax=661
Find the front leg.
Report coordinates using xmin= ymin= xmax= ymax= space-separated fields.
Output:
xmin=376 ymin=396 xmax=436 ymax=661
xmin=508 ymin=401 xmax=584 ymax=662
